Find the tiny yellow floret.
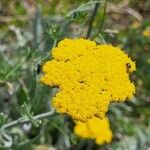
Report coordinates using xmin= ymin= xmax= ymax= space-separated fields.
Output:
xmin=74 ymin=117 xmax=112 ymax=145
xmin=40 ymin=38 xmax=136 ymax=122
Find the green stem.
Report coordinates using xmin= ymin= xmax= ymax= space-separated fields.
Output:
xmin=86 ymin=2 xmax=100 ymax=38
xmin=3 ymin=48 xmax=33 ymax=81
xmin=0 ymin=110 xmax=55 ymax=131
xmin=3 ymin=63 xmax=22 ymax=81
xmin=98 ymin=0 xmax=107 ymax=32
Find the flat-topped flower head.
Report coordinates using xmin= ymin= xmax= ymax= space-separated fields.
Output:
xmin=40 ymin=38 xmax=136 ymax=122
xmin=74 ymin=117 xmax=112 ymax=145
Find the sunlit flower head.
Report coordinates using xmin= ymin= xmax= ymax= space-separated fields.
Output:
xmin=40 ymin=38 xmax=136 ymax=122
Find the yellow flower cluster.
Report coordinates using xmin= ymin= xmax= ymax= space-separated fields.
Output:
xmin=74 ymin=117 xmax=112 ymax=145
xmin=40 ymin=38 xmax=136 ymax=122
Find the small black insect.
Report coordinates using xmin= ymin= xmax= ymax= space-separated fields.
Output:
xmin=126 ymin=63 xmax=131 ymax=73
xmin=126 ymin=63 xmax=131 ymax=68
xmin=36 ymin=63 xmax=42 ymax=74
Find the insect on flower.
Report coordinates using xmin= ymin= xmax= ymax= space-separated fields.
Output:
xmin=126 ymin=62 xmax=133 ymax=73
xmin=126 ymin=63 xmax=131 ymax=68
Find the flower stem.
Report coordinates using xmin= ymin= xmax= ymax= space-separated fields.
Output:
xmin=98 ymin=0 xmax=107 ymax=32
xmin=0 ymin=110 xmax=55 ymax=131
xmin=86 ymin=2 xmax=100 ymax=38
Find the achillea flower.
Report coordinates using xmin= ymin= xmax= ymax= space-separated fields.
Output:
xmin=74 ymin=117 xmax=112 ymax=145
xmin=40 ymin=38 xmax=136 ymax=122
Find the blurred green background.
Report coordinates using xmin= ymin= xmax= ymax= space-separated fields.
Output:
xmin=0 ymin=0 xmax=150 ymax=149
